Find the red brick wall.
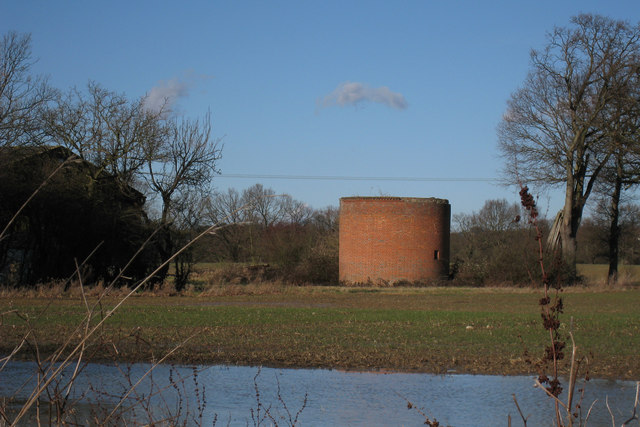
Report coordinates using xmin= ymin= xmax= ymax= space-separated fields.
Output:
xmin=339 ymin=197 xmax=450 ymax=285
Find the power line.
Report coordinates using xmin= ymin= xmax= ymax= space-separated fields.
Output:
xmin=218 ymin=173 xmax=498 ymax=182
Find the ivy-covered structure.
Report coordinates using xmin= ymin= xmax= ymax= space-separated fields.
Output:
xmin=0 ymin=146 xmax=156 ymax=286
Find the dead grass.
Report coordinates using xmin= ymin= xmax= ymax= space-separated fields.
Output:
xmin=0 ymin=280 xmax=183 ymax=300
xmin=194 ymin=281 xmax=294 ymax=297
xmin=577 ymin=263 xmax=640 ymax=286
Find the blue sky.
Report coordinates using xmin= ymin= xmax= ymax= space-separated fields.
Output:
xmin=4 ymin=1 xmax=640 ymax=216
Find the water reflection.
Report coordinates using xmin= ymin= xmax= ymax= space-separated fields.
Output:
xmin=1 ymin=362 xmax=637 ymax=426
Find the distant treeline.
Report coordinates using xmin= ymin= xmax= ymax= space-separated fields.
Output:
xmin=450 ymin=199 xmax=640 ymax=286
xmin=193 ymin=184 xmax=339 ymax=284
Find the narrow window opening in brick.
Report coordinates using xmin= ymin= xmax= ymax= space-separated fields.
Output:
xmin=434 ymin=250 xmax=439 ymax=260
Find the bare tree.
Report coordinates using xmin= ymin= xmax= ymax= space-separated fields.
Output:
xmin=41 ymin=82 xmax=166 ymax=192
xmin=242 ymin=183 xmax=283 ymax=228
xmin=281 ymin=195 xmax=313 ymax=225
xmin=208 ymin=187 xmax=247 ymax=225
xmin=459 ymin=199 xmax=522 ymax=233
xmin=88 ymin=82 xmax=166 ymax=188
xmin=577 ymin=200 xmax=640 ymax=267
xmin=0 ymin=31 xmax=54 ymax=148
xmin=312 ymin=205 xmax=339 ymax=233
xmin=144 ymin=112 xmax=222 ymax=284
xmin=498 ymin=14 xmax=640 ymax=273
xmin=594 ymin=69 xmax=640 ymax=283
xmin=452 ymin=199 xmax=538 ymax=285
xmin=146 ymin=112 xmax=221 ymax=225
xmin=592 ymin=182 xmax=640 ymax=283
xmin=171 ymin=191 xmax=209 ymax=291
xmin=40 ymin=87 xmax=95 ymax=156
xmin=206 ymin=187 xmax=249 ymax=262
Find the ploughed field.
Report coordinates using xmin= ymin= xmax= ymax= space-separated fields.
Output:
xmin=1 ymin=287 xmax=638 ymax=379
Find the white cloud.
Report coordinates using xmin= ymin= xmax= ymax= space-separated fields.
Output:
xmin=319 ymin=82 xmax=408 ymax=110
xmin=143 ymin=78 xmax=188 ymax=113
xmin=142 ymin=71 xmax=213 ymax=114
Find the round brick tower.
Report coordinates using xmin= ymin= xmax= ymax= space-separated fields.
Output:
xmin=339 ymin=197 xmax=450 ymax=285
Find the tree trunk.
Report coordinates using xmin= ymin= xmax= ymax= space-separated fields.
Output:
xmin=152 ymin=224 xmax=173 ymax=289
xmin=560 ymin=178 xmax=586 ymax=281
xmin=150 ymin=196 xmax=173 ymax=289
xmin=559 ymin=212 xmax=577 ymax=273
xmin=607 ymin=158 xmax=623 ymax=285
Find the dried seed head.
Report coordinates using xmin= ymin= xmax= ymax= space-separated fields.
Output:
xmin=519 ymin=186 xmax=539 ymax=219
xmin=547 ymin=378 xmax=563 ymax=397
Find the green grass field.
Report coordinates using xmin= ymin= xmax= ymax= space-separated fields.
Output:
xmin=1 ymin=286 xmax=638 ymax=379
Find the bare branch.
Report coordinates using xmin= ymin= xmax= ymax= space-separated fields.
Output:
xmin=0 ymin=31 xmax=54 ymax=147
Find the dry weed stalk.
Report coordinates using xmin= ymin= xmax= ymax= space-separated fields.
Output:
xmin=514 ymin=185 xmax=587 ymax=427
xmin=398 ymin=393 xmax=445 ymax=427
xmin=101 ymin=333 xmax=197 ymax=424
xmin=250 ymin=367 xmax=307 ymax=427
xmin=515 ymin=186 xmax=639 ymax=427
xmin=621 ymin=382 xmax=640 ymax=426
xmin=511 ymin=393 xmax=529 ymax=426
xmin=82 ymin=361 xmax=214 ymax=426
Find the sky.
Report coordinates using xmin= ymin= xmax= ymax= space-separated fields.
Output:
xmin=4 ymin=1 xmax=640 ymax=216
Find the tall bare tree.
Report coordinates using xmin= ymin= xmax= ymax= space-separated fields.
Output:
xmin=0 ymin=31 xmax=54 ymax=148
xmin=144 ymin=112 xmax=222 ymax=284
xmin=42 ymin=82 xmax=166 ymax=192
xmin=596 ymin=84 xmax=640 ymax=283
xmin=498 ymin=14 xmax=640 ymax=273
xmin=146 ymin=112 xmax=221 ymax=225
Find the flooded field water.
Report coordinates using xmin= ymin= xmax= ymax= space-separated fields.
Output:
xmin=1 ymin=362 xmax=637 ymax=426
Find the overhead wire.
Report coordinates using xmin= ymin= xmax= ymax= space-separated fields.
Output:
xmin=217 ymin=173 xmax=498 ymax=182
